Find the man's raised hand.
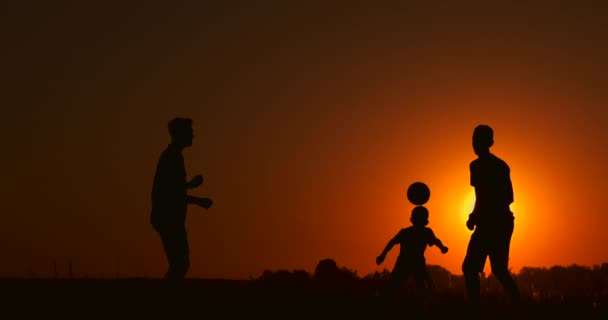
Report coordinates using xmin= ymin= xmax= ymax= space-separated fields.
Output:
xmin=187 ymin=175 xmax=203 ymax=189
xmin=195 ymin=197 xmax=213 ymax=209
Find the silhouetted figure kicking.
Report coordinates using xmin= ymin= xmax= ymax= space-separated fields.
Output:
xmin=462 ymin=124 xmax=522 ymax=313
xmin=151 ymin=117 xmax=213 ymax=287
xmin=376 ymin=206 xmax=448 ymax=306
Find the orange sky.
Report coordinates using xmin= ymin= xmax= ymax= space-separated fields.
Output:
xmin=2 ymin=2 xmax=607 ymax=279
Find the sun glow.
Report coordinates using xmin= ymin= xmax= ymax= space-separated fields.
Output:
xmin=463 ymin=189 xmax=475 ymax=219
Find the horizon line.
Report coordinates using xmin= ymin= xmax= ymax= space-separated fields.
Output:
xmin=4 ymin=261 xmax=608 ymax=280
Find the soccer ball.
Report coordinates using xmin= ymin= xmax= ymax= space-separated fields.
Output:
xmin=407 ymin=182 xmax=430 ymax=205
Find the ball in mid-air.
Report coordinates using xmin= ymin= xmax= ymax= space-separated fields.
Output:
xmin=407 ymin=182 xmax=430 ymax=205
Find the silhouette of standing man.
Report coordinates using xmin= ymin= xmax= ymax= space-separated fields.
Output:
xmin=151 ymin=117 xmax=213 ymax=286
xmin=462 ymin=125 xmax=521 ymax=312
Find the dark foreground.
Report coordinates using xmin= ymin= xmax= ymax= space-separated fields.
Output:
xmin=2 ymin=278 xmax=606 ymax=319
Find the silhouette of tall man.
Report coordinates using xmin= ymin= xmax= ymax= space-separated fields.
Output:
xmin=151 ymin=117 xmax=213 ymax=284
xmin=462 ymin=125 xmax=521 ymax=311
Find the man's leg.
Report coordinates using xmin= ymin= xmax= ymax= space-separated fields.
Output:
xmin=462 ymin=231 xmax=487 ymax=310
xmin=159 ymin=226 xmax=190 ymax=283
xmin=489 ymin=223 xmax=522 ymax=311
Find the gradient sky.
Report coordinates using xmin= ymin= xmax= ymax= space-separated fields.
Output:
xmin=2 ymin=1 xmax=607 ymax=279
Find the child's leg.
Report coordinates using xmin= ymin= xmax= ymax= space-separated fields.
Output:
xmin=410 ymin=277 xmax=429 ymax=316
xmin=380 ymin=270 xmax=403 ymax=299
xmin=424 ymin=269 xmax=436 ymax=297
xmin=377 ymin=269 xmax=407 ymax=318
xmin=381 ymin=261 xmax=408 ymax=297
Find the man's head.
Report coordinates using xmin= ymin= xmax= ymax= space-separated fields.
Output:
xmin=168 ymin=117 xmax=194 ymax=148
xmin=472 ymin=124 xmax=493 ymax=156
xmin=410 ymin=206 xmax=429 ymax=226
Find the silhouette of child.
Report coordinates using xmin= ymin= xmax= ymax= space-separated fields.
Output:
xmin=376 ymin=206 xmax=448 ymax=299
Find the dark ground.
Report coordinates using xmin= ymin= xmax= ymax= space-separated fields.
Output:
xmin=1 ymin=278 xmax=605 ymax=319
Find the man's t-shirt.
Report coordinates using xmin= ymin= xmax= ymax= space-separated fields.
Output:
xmin=151 ymin=144 xmax=187 ymax=230
xmin=470 ymin=153 xmax=514 ymax=225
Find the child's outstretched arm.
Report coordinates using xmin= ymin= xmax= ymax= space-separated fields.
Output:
xmin=435 ymin=238 xmax=448 ymax=253
xmin=433 ymin=237 xmax=448 ymax=254
xmin=428 ymin=229 xmax=448 ymax=254
xmin=376 ymin=233 xmax=400 ymax=265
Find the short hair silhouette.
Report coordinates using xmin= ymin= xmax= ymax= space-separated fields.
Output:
xmin=473 ymin=124 xmax=494 ymax=148
xmin=410 ymin=206 xmax=429 ymax=226
xmin=168 ymin=117 xmax=193 ymax=138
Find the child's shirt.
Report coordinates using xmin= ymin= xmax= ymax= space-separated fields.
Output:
xmin=393 ymin=226 xmax=440 ymax=261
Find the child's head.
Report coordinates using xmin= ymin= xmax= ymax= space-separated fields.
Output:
xmin=410 ymin=206 xmax=429 ymax=226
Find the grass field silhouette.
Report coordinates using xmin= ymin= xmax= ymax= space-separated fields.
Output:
xmin=4 ymin=261 xmax=607 ymax=319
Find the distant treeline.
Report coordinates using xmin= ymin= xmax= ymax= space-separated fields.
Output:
xmin=255 ymin=259 xmax=608 ymax=302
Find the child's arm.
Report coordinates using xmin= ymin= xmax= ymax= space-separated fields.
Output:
xmin=428 ymin=229 xmax=448 ymax=254
xmin=376 ymin=232 xmax=400 ymax=265
xmin=433 ymin=238 xmax=448 ymax=254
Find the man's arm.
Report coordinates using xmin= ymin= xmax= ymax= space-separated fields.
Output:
xmin=187 ymin=195 xmax=213 ymax=209
xmin=467 ymin=188 xmax=480 ymax=230
xmin=467 ymin=162 xmax=479 ymax=230
xmin=505 ymin=166 xmax=514 ymax=206
xmin=186 ymin=175 xmax=203 ymax=189
xmin=152 ymin=155 xmax=185 ymax=210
